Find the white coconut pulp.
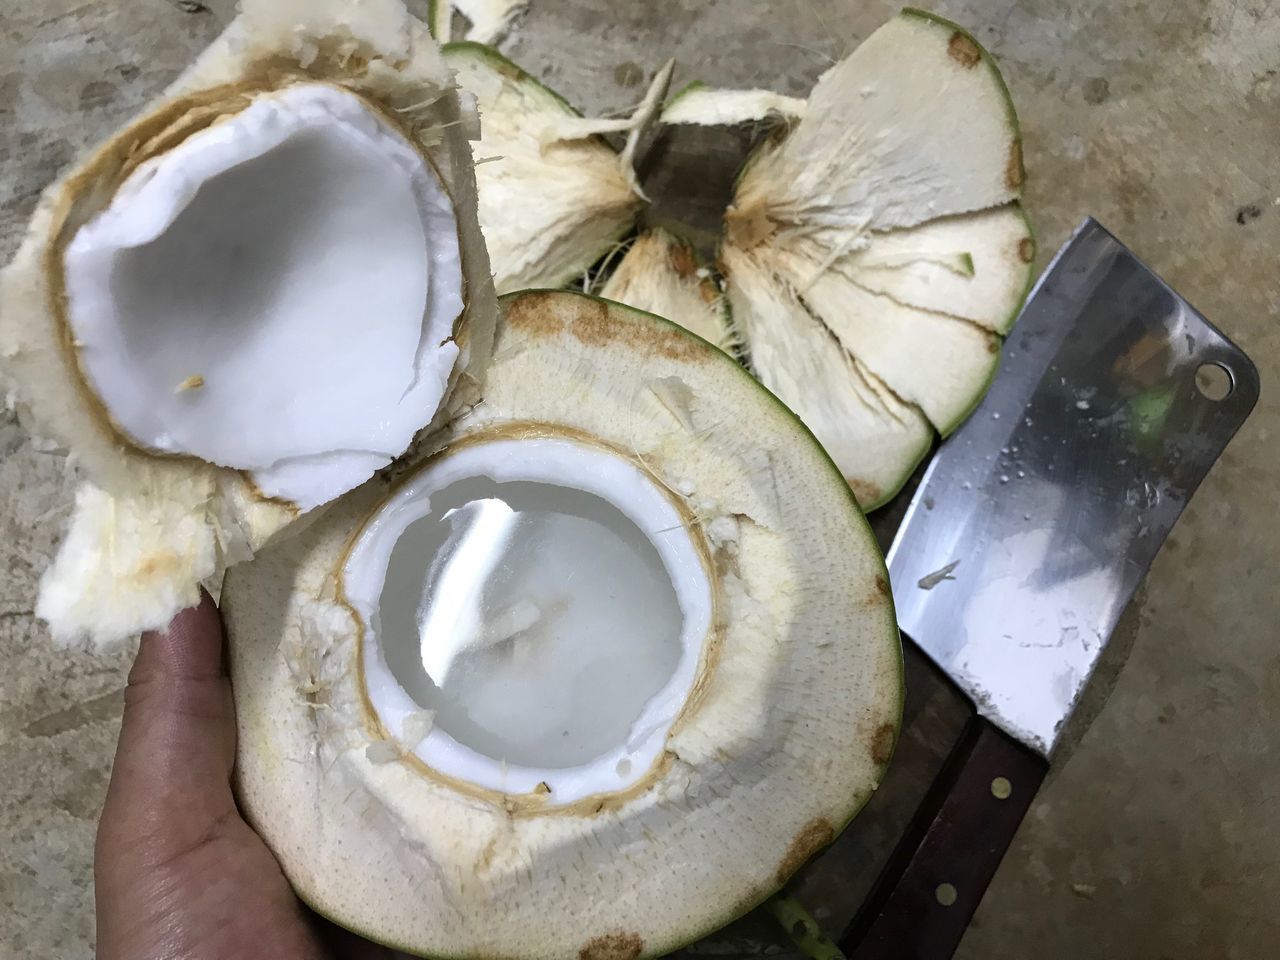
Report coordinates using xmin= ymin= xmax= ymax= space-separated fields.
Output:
xmin=344 ymin=437 xmax=711 ymax=802
xmin=61 ymin=83 xmax=464 ymax=510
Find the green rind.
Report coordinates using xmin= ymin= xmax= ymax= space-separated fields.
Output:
xmin=661 ymin=79 xmax=709 ymax=114
xmin=934 ymin=348 xmax=1001 ymax=439
xmin=858 ymin=429 xmax=933 ymax=512
xmin=938 ymin=202 xmax=1036 ymax=437
xmin=999 ymin=201 xmax=1037 ymax=335
xmin=441 ymin=40 xmax=581 ymax=119
xmin=426 ymin=0 xmax=449 ymax=41
xmin=877 ymin=8 xmax=1031 ymax=434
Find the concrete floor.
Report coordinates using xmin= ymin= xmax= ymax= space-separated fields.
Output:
xmin=1 ymin=1 xmax=1277 ymax=958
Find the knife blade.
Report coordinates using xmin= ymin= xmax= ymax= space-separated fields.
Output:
xmin=842 ymin=218 xmax=1259 ymax=959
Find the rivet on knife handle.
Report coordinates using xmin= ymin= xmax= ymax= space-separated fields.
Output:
xmin=841 ymin=716 xmax=1045 ymax=959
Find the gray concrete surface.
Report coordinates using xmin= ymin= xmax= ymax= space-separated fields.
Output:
xmin=2 ymin=1 xmax=1278 ymax=958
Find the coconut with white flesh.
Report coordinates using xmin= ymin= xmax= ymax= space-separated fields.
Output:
xmin=0 ymin=0 xmax=496 ymax=644
xmin=599 ymin=229 xmax=738 ymax=354
xmin=223 ymin=290 xmax=902 ymax=959
xmin=444 ymin=42 xmax=672 ymax=293
xmin=683 ymin=10 xmax=1035 ymax=509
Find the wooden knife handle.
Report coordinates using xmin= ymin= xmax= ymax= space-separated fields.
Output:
xmin=840 ymin=716 xmax=1048 ymax=960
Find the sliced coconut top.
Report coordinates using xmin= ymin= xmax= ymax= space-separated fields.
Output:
xmin=64 ymin=83 xmax=463 ymax=510
xmin=599 ymin=229 xmax=738 ymax=353
xmin=444 ymin=42 xmax=668 ymax=293
xmin=722 ymin=246 xmax=932 ymax=509
xmin=1 ymin=0 xmax=496 ymax=644
xmin=731 ymin=10 xmax=1023 ymax=240
xmin=661 ymin=82 xmax=807 ymax=126
xmin=719 ymin=10 xmax=1033 ymax=507
xmin=223 ymin=290 xmax=902 ymax=959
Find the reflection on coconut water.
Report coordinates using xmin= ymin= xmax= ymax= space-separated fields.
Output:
xmin=378 ymin=477 xmax=683 ymax=769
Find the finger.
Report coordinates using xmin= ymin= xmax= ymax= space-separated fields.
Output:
xmin=100 ymin=589 xmax=238 ymax=860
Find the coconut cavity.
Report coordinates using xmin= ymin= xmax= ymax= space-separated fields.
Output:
xmin=344 ymin=435 xmax=712 ymax=803
xmin=61 ymin=82 xmax=465 ymax=510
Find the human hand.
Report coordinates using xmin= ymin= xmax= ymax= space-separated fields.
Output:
xmin=95 ymin=590 xmax=393 ymax=960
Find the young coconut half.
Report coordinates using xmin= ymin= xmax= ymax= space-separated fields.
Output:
xmin=443 ymin=42 xmax=672 ymax=293
xmin=0 ymin=0 xmax=496 ymax=645
xmin=710 ymin=9 xmax=1035 ymax=510
xmin=598 ymin=229 xmax=739 ymax=355
xmin=222 ymin=290 xmax=902 ymax=960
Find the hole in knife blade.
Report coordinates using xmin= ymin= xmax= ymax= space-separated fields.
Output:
xmin=1195 ymin=362 xmax=1233 ymax=401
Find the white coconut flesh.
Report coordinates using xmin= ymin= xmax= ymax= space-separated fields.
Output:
xmin=346 ymin=436 xmax=711 ymax=802
xmin=720 ymin=10 xmax=1034 ymax=509
xmin=60 ymin=82 xmax=464 ymax=510
xmin=444 ymin=43 xmax=665 ymax=293
xmin=600 ymin=229 xmax=737 ymax=353
xmin=222 ymin=291 xmax=902 ymax=959
xmin=661 ymin=83 xmax=807 ymax=126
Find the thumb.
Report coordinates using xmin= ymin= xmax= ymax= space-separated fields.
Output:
xmin=99 ymin=589 xmax=238 ymax=862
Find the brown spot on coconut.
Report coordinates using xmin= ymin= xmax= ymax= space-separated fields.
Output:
xmin=1006 ymin=139 xmax=1026 ymax=191
xmin=580 ymin=932 xmax=644 ymax=960
xmin=948 ymin=31 xmax=982 ymax=67
xmin=503 ymin=289 xmax=569 ymax=338
xmin=776 ymin=818 xmax=836 ymax=884
xmin=559 ymin=291 xmax=709 ymax=363
xmin=668 ymin=239 xmax=699 ymax=278
xmin=847 ymin=477 xmax=884 ymax=509
xmin=724 ymin=203 xmax=776 ymax=251
xmin=870 ymin=722 xmax=897 ymax=766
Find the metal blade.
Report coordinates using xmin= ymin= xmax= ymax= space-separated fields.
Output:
xmin=888 ymin=219 xmax=1259 ymax=756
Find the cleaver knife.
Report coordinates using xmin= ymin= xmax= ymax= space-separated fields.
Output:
xmin=841 ymin=219 xmax=1259 ymax=959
